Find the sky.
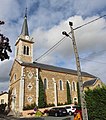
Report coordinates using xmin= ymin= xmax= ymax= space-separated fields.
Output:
xmin=0 ymin=0 xmax=106 ymax=92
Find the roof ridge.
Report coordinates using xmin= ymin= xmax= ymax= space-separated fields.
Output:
xmin=21 ymin=61 xmax=96 ymax=78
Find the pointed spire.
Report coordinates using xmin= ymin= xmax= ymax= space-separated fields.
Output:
xmin=21 ymin=8 xmax=29 ymax=36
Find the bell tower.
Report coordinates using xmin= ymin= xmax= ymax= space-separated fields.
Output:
xmin=15 ymin=9 xmax=34 ymax=63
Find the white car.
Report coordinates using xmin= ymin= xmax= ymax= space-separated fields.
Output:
xmin=65 ymin=105 xmax=76 ymax=115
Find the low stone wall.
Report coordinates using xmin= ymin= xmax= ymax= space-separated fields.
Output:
xmin=22 ymin=109 xmax=35 ymax=117
xmin=22 ymin=108 xmax=49 ymax=117
xmin=22 ymin=105 xmax=74 ymax=117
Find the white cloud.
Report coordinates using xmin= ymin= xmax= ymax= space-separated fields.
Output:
xmin=0 ymin=0 xmax=20 ymax=20
xmin=74 ymin=0 xmax=106 ymax=16
xmin=32 ymin=15 xmax=106 ymax=84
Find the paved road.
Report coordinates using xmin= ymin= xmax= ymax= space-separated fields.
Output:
xmin=0 ymin=115 xmax=74 ymax=120
xmin=19 ymin=116 xmax=74 ymax=120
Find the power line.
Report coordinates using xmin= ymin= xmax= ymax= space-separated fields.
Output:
xmin=35 ymin=36 xmax=66 ymax=61
xmin=73 ymin=15 xmax=106 ymax=31
xmin=34 ymin=15 xmax=106 ymax=62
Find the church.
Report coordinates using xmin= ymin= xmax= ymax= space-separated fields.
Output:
xmin=9 ymin=13 xmax=102 ymax=113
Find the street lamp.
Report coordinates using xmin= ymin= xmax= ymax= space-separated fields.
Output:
xmin=62 ymin=22 xmax=88 ymax=120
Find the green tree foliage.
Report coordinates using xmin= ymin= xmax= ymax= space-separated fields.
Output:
xmin=0 ymin=21 xmax=12 ymax=61
xmin=85 ymin=87 xmax=106 ymax=120
xmin=66 ymin=81 xmax=72 ymax=104
xmin=38 ymin=75 xmax=46 ymax=108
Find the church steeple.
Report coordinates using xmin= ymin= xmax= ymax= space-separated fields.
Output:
xmin=21 ymin=8 xmax=29 ymax=36
xmin=15 ymin=8 xmax=34 ymax=63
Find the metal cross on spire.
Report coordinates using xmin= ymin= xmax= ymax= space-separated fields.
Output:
xmin=25 ymin=7 xmax=27 ymax=18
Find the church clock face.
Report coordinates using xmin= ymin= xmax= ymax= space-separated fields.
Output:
xmin=28 ymin=71 xmax=33 ymax=79
xmin=25 ymin=36 xmax=29 ymax=40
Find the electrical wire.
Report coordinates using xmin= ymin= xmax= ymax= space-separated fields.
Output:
xmin=35 ymin=36 xmax=66 ymax=61
xmin=34 ymin=15 xmax=106 ymax=62
xmin=73 ymin=15 xmax=106 ymax=31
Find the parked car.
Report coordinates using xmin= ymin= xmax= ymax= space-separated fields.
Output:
xmin=65 ymin=105 xmax=76 ymax=115
xmin=74 ymin=106 xmax=82 ymax=118
xmin=47 ymin=107 xmax=68 ymax=117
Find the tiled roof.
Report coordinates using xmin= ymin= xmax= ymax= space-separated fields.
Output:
xmin=20 ymin=61 xmax=96 ymax=78
xmin=83 ymin=79 xmax=97 ymax=87
xmin=0 ymin=92 xmax=8 ymax=96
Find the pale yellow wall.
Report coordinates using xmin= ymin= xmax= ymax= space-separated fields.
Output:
xmin=0 ymin=93 xmax=8 ymax=104
xmin=40 ymin=69 xmax=94 ymax=105
xmin=15 ymin=40 xmax=33 ymax=63
xmin=9 ymin=60 xmax=22 ymax=110
xmin=9 ymin=60 xmax=97 ymax=111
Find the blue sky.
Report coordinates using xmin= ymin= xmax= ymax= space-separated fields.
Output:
xmin=0 ymin=0 xmax=106 ymax=91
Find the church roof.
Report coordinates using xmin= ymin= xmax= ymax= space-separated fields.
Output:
xmin=0 ymin=92 xmax=8 ymax=96
xmin=83 ymin=78 xmax=97 ymax=87
xmin=21 ymin=61 xmax=96 ymax=78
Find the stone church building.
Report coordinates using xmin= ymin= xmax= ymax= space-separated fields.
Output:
xmin=9 ymin=14 xmax=102 ymax=112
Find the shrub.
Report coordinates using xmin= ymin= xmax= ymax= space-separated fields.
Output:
xmin=85 ymin=87 xmax=106 ymax=120
xmin=35 ymin=110 xmax=43 ymax=117
xmin=57 ymin=102 xmax=64 ymax=106
xmin=46 ymin=103 xmax=55 ymax=107
xmin=23 ymin=102 xmax=36 ymax=110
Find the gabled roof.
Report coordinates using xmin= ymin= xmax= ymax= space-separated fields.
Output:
xmin=20 ymin=61 xmax=96 ymax=78
xmin=0 ymin=92 xmax=8 ymax=96
xmin=83 ymin=78 xmax=97 ymax=87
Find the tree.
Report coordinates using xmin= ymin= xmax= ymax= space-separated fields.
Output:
xmin=38 ymin=75 xmax=46 ymax=108
xmin=0 ymin=20 xmax=12 ymax=61
xmin=85 ymin=87 xmax=106 ymax=120
xmin=66 ymin=81 xmax=72 ymax=104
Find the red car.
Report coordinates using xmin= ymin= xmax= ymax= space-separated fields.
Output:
xmin=74 ymin=106 xmax=82 ymax=118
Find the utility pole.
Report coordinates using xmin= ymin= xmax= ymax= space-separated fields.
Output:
xmin=62 ymin=22 xmax=88 ymax=120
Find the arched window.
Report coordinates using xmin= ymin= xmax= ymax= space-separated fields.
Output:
xmin=23 ymin=46 xmax=26 ymax=54
xmin=44 ymin=78 xmax=48 ymax=90
xmin=23 ymin=46 xmax=30 ymax=55
xmin=72 ymin=81 xmax=76 ymax=91
xmin=27 ymin=46 xmax=29 ymax=55
xmin=73 ymin=97 xmax=78 ymax=104
xmin=59 ymin=80 xmax=63 ymax=90
xmin=14 ymin=74 xmax=16 ymax=81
